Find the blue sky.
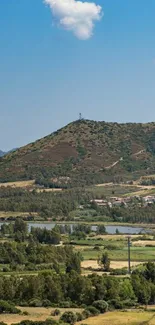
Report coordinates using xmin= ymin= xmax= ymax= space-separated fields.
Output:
xmin=0 ymin=0 xmax=155 ymax=150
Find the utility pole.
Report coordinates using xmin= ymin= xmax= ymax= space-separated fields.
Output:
xmin=127 ymin=235 xmax=131 ymax=274
xmin=79 ymin=113 xmax=82 ymax=120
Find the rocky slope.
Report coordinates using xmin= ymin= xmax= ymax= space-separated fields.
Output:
xmin=1 ymin=119 xmax=155 ymax=183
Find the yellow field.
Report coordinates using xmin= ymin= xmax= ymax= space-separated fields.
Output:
xmin=77 ymin=310 xmax=155 ymax=325
xmin=0 ymin=180 xmax=35 ymax=188
xmin=35 ymin=188 xmax=62 ymax=193
xmin=0 ymin=180 xmax=63 ymax=192
xmin=133 ymin=240 xmax=155 ymax=247
xmin=92 ymin=234 xmax=142 ymax=240
xmin=0 ymin=307 xmax=155 ymax=325
xmin=81 ymin=260 xmax=142 ymax=270
xmin=0 ymin=307 xmax=82 ymax=325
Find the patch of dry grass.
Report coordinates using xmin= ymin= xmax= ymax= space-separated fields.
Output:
xmin=77 ymin=310 xmax=155 ymax=325
xmin=0 ymin=307 xmax=82 ymax=325
xmin=92 ymin=234 xmax=141 ymax=240
xmin=81 ymin=260 xmax=142 ymax=270
xmin=133 ymin=241 xmax=155 ymax=247
xmin=35 ymin=188 xmax=62 ymax=193
xmin=0 ymin=180 xmax=35 ymax=188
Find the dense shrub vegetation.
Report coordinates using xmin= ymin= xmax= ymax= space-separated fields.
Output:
xmin=1 ymin=187 xmax=155 ymax=223
xmin=0 ymin=262 xmax=154 ymax=310
xmin=0 ymin=240 xmax=81 ymax=273
xmin=0 ymin=187 xmax=91 ymax=218
xmin=2 ymin=120 xmax=155 ymax=183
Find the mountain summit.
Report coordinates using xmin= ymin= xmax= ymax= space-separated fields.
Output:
xmin=1 ymin=119 xmax=155 ymax=183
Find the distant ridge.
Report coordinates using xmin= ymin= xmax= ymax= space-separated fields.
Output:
xmin=0 ymin=148 xmax=17 ymax=158
xmin=0 ymin=119 xmax=155 ymax=184
xmin=0 ymin=150 xmax=5 ymax=157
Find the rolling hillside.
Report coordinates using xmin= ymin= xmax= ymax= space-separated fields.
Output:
xmin=1 ymin=119 xmax=155 ymax=184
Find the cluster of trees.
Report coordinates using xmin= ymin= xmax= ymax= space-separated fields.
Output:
xmin=0 ymin=270 xmax=136 ymax=308
xmin=35 ymin=178 xmax=69 ymax=189
xmin=0 ymin=219 xmax=107 ymax=244
xmin=0 ymin=300 xmax=20 ymax=314
xmin=98 ymin=251 xmax=111 ymax=272
xmin=0 ymin=187 xmax=91 ymax=218
xmin=109 ymin=205 xmax=155 ymax=224
xmin=131 ymin=262 xmax=155 ymax=306
xmin=1 ymin=218 xmax=28 ymax=242
xmin=1 ymin=263 xmax=155 ymax=311
xmin=1 ymin=185 xmax=155 ymax=223
xmin=30 ymin=227 xmax=61 ymax=245
xmin=69 ymin=224 xmax=106 ymax=240
xmin=47 ymin=224 xmax=106 ymax=238
xmin=0 ymin=242 xmax=81 ymax=273
xmin=0 ymin=219 xmax=61 ymax=245
xmin=90 ymin=201 xmax=155 ymax=224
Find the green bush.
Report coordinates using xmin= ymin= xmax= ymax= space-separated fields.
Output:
xmin=51 ymin=309 xmax=61 ymax=316
xmin=82 ymin=309 xmax=91 ymax=319
xmin=22 ymin=311 xmax=29 ymax=316
xmin=92 ymin=300 xmax=108 ymax=313
xmin=85 ymin=306 xmax=99 ymax=316
xmin=108 ymin=299 xmax=124 ymax=310
xmin=75 ymin=312 xmax=83 ymax=321
xmin=29 ymin=299 xmax=42 ymax=307
xmin=2 ymin=266 xmax=10 ymax=272
xmin=110 ymin=268 xmax=128 ymax=275
xmin=60 ymin=311 xmax=77 ymax=324
xmin=42 ymin=300 xmax=52 ymax=307
xmin=0 ymin=300 xmax=21 ymax=314
xmin=59 ymin=301 xmax=72 ymax=308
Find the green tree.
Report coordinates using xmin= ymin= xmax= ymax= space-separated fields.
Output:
xmin=60 ymin=311 xmax=77 ymax=324
xmin=144 ymin=262 xmax=155 ymax=283
xmin=92 ymin=300 xmax=108 ymax=313
xmin=97 ymin=225 xmax=106 ymax=235
xmin=14 ymin=219 xmax=28 ymax=242
xmin=98 ymin=251 xmax=110 ymax=271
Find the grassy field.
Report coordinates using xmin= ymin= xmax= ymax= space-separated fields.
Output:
xmin=123 ymin=188 xmax=155 ymax=197
xmin=87 ymin=184 xmax=140 ymax=197
xmin=77 ymin=310 xmax=155 ymax=325
xmin=0 ymin=211 xmax=39 ymax=220
xmin=0 ymin=180 xmax=35 ymax=188
xmin=0 ymin=307 xmax=82 ymax=325
xmin=72 ymin=233 xmax=155 ymax=264
xmin=81 ymin=246 xmax=155 ymax=261
xmin=1 ymin=308 xmax=155 ymax=325
xmin=71 ymin=238 xmax=125 ymax=247
xmin=133 ymin=240 xmax=155 ymax=247
xmin=87 ymin=181 xmax=155 ymax=198
xmin=81 ymin=260 xmax=141 ymax=270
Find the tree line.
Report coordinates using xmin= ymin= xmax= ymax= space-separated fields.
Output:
xmin=0 ymin=263 xmax=155 ymax=309
xmin=0 ymin=187 xmax=91 ymax=218
xmin=1 ymin=186 xmax=155 ymax=223
xmin=0 ymin=241 xmax=81 ymax=273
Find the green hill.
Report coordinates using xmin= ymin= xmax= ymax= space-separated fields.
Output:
xmin=1 ymin=119 xmax=155 ymax=184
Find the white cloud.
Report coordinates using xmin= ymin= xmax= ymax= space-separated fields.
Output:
xmin=44 ymin=0 xmax=103 ymax=40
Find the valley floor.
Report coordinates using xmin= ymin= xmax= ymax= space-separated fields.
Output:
xmin=1 ymin=308 xmax=155 ymax=325
xmin=77 ymin=310 xmax=155 ymax=325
